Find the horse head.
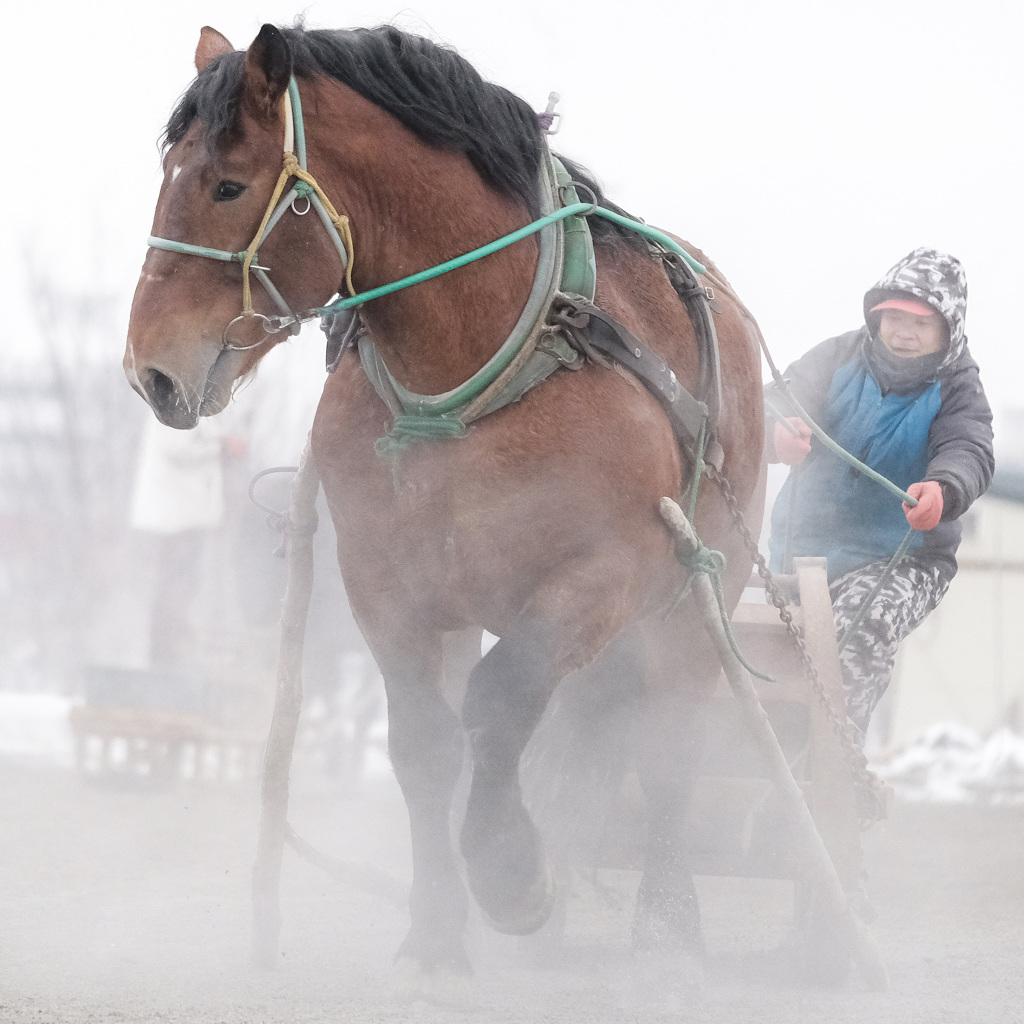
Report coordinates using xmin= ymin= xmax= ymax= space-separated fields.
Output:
xmin=125 ymin=25 xmax=345 ymax=428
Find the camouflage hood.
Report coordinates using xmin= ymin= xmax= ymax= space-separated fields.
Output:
xmin=863 ymin=248 xmax=968 ymax=371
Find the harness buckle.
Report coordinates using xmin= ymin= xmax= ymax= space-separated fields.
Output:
xmin=540 ymin=92 xmax=562 ymax=135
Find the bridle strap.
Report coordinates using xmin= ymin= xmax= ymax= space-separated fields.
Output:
xmin=239 ymin=83 xmax=356 ymax=317
xmin=147 ymin=77 xmax=354 ymax=338
xmin=241 ymin=152 xmax=356 ymax=317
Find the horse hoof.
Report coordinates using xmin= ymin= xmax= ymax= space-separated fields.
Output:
xmin=392 ymin=957 xmax=476 ymax=1009
xmin=794 ymin=914 xmax=854 ymax=988
xmin=625 ymin=948 xmax=704 ymax=1013
xmin=476 ymin=855 xmax=556 ymax=936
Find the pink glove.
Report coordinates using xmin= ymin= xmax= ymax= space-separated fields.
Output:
xmin=773 ymin=418 xmax=812 ymax=466
xmin=903 ymin=481 xmax=944 ymax=530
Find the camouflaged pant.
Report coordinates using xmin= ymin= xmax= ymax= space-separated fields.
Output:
xmin=829 ymin=558 xmax=952 ymax=740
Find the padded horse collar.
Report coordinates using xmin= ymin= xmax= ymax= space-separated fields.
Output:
xmin=331 ymin=148 xmax=723 ymax=466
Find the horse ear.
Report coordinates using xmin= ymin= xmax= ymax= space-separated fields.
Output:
xmin=242 ymin=24 xmax=293 ymax=121
xmin=195 ymin=26 xmax=235 ymax=72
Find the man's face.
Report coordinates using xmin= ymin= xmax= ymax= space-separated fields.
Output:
xmin=878 ymin=308 xmax=947 ymax=358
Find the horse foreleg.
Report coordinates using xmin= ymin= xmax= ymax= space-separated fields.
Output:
xmin=375 ymin=639 xmax=472 ymax=988
xmin=518 ymin=626 xmax=646 ymax=961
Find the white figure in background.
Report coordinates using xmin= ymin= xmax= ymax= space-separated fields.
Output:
xmin=129 ymin=416 xmax=230 ymax=670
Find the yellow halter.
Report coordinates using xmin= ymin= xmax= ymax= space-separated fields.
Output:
xmin=239 ymin=83 xmax=356 ymax=317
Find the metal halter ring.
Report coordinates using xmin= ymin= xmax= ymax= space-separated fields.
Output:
xmin=222 ymin=312 xmax=292 ymax=351
xmin=558 ymin=180 xmax=598 ymax=216
xmin=291 ymin=194 xmax=312 ymax=216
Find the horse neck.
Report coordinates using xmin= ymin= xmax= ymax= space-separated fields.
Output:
xmin=311 ymin=85 xmax=540 ymax=396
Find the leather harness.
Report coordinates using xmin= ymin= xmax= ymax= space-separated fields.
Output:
xmin=323 ymin=175 xmax=724 ymax=472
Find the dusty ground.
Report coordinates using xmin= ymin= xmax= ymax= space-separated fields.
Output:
xmin=1 ymin=757 xmax=1022 ymax=1024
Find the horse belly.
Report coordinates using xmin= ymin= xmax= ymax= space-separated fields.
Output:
xmin=363 ymin=417 xmax=679 ymax=635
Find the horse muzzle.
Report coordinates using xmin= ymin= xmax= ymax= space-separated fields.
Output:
xmin=132 ymin=345 xmax=240 ymax=429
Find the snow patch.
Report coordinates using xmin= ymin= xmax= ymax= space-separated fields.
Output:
xmin=0 ymin=693 xmax=78 ymax=767
xmin=873 ymin=722 xmax=1024 ymax=804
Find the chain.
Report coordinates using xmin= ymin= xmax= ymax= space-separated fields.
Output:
xmin=704 ymin=464 xmax=887 ymax=824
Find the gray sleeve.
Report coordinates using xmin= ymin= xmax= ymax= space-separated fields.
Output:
xmin=763 ymin=330 xmax=861 ymax=426
xmin=926 ymin=365 xmax=995 ymax=521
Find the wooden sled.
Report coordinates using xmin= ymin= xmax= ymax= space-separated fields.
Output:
xmin=536 ymin=552 xmax=885 ymax=988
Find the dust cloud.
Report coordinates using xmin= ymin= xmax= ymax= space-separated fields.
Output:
xmin=2 ymin=297 xmax=1023 ymax=1022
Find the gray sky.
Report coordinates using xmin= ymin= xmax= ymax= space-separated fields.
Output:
xmin=5 ymin=0 xmax=1022 ymax=430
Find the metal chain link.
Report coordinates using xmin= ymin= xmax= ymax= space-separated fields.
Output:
xmin=704 ymin=464 xmax=887 ymax=824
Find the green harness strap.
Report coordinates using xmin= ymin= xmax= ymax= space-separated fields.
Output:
xmin=552 ymin=159 xmax=597 ymax=299
xmin=354 ymin=168 xmax=709 ymax=454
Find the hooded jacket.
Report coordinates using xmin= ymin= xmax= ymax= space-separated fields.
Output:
xmin=767 ymin=248 xmax=994 ymax=582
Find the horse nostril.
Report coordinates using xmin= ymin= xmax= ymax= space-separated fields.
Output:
xmin=140 ymin=368 xmax=199 ymax=429
xmin=145 ymin=368 xmax=176 ymax=411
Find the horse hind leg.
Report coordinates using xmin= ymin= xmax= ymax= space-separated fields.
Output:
xmin=629 ymin=623 xmax=722 ymax=1003
xmin=459 ymin=558 xmax=642 ymax=937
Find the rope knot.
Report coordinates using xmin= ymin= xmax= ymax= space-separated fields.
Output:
xmin=659 ymin=496 xmax=772 ymax=681
xmin=374 ymin=414 xmax=468 ymax=458
xmin=269 ymin=510 xmax=319 ymax=557
xmin=678 ymin=539 xmax=726 ymax=578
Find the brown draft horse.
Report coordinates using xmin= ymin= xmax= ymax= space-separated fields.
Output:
xmin=125 ymin=22 xmax=765 ymax=1000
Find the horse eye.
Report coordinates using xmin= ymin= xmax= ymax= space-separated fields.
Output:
xmin=214 ymin=181 xmax=246 ymax=202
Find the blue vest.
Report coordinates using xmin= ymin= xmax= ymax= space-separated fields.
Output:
xmin=769 ymin=362 xmax=941 ymax=581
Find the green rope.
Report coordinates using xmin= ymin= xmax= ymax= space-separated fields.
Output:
xmin=769 ymin=374 xmax=917 ymax=509
xmin=316 ymin=203 xmax=706 ymax=319
xmin=292 ymin=180 xmax=315 ymax=198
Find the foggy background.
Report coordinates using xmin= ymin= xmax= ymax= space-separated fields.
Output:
xmin=3 ymin=0 xmax=1022 ymax=749
xmin=4 ymin=0 xmax=1022 ymax=694
xmin=6 ymin=0 xmax=1023 ymax=397
xmin=1 ymin=2 xmax=1023 ymax=1021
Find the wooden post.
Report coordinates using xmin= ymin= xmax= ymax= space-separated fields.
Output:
xmin=251 ymin=438 xmax=320 ymax=969
xmin=791 ymin=557 xmax=863 ymax=892
xmin=659 ymin=499 xmax=888 ymax=990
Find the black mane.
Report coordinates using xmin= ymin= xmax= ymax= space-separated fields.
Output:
xmin=165 ymin=50 xmax=246 ymax=157
xmin=165 ymin=25 xmax=544 ymax=215
xmin=163 ymin=24 xmax=649 ymax=250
